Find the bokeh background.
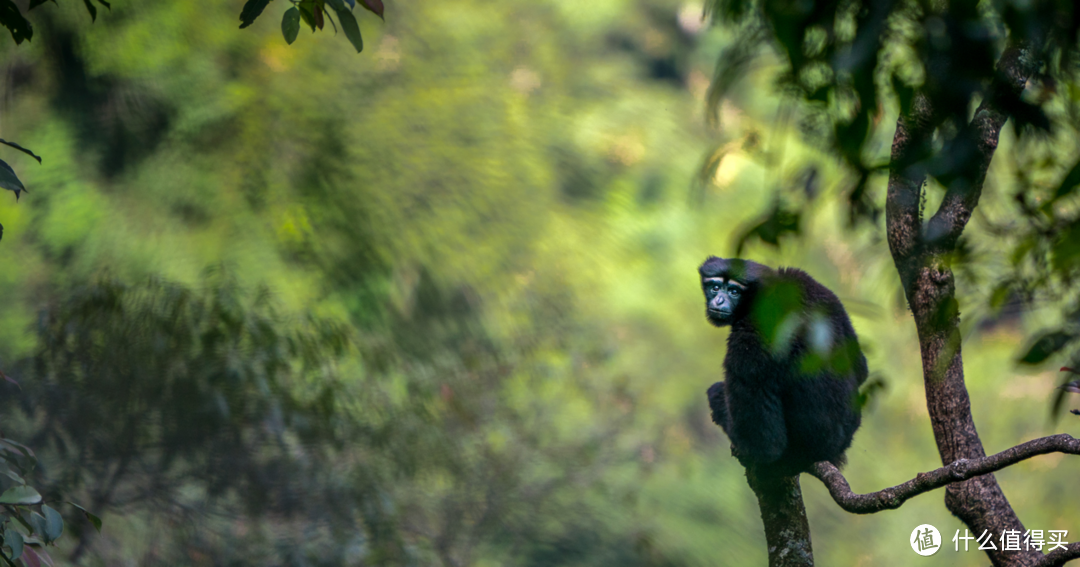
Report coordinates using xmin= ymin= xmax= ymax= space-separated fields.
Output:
xmin=0 ymin=0 xmax=1073 ymax=565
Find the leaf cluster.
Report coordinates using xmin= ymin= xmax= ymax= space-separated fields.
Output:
xmin=0 ymin=438 xmax=99 ymax=567
xmin=0 ymin=0 xmax=109 ymax=45
xmin=239 ymin=0 xmax=383 ymax=52
xmin=4 ymin=274 xmax=352 ymax=537
xmin=706 ymin=0 xmax=1080 ymax=225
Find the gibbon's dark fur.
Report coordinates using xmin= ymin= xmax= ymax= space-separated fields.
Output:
xmin=700 ymin=257 xmax=867 ymax=473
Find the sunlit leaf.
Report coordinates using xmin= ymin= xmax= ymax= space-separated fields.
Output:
xmin=0 ymin=485 xmax=40 ymax=505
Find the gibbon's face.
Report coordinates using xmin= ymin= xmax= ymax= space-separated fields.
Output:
xmin=702 ymin=276 xmax=745 ymax=327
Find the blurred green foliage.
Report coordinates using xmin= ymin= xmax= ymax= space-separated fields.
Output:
xmin=0 ymin=0 xmax=1071 ymax=565
xmin=703 ymin=0 xmax=1080 ymax=383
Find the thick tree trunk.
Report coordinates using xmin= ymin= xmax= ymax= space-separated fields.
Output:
xmin=885 ymin=44 xmax=1045 ymax=567
xmin=745 ymin=468 xmax=814 ymax=567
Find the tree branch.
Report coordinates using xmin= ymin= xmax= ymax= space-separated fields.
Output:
xmin=923 ymin=43 xmax=1040 ymax=253
xmin=746 ymin=469 xmax=814 ymax=567
xmin=885 ymin=92 xmax=934 ymax=289
xmin=808 ymin=434 xmax=1080 ymax=514
xmin=1037 ymin=542 xmax=1080 ymax=567
xmin=885 ymin=35 xmax=1048 ymax=567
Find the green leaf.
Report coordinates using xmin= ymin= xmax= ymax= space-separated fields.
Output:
xmin=41 ymin=506 xmax=62 ymax=543
xmin=988 ymin=281 xmax=1011 ymax=312
xmin=0 ymin=0 xmax=32 ymax=44
xmin=325 ymin=0 xmax=345 ymax=10
xmin=0 ymin=439 xmax=36 ymax=460
xmin=1019 ymin=330 xmax=1074 ymax=364
xmin=298 ymin=1 xmax=316 ymax=31
xmin=67 ymin=502 xmax=101 ymax=533
xmin=1 ymin=465 xmax=26 ymax=485
xmin=96 ymin=0 xmax=111 ymax=9
xmin=81 ymin=0 xmax=96 ymax=21
xmin=27 ymin=0 xmax=50 ymax=11
xmin=359 ymin=0 xmax=383 ymax=19
xmin=11 ymin=513 xmax=31 ymax=534
xmin=1051 ymin=222 xmax=1080 ymax=274
xmin=1054 ymin=160 xmax=1080 ymax=201
xmin=239 ymin=0 xmax=272 ymax=29
xmin=281 ymin=8 xmax=300 ymax=44
xmin=0 ymin=485 xmax=39 ymax=505
xmin=27 ymin=512 xmax=46 ymax=539
xmin=0 ymin=159 xmax=24 ymax=201
xmin=0 ymin=139 xmax=40 ymax=163
xmin=5 ymin=527 xmax=23 ymax=560
xmin=334 ymin=7 xmax=363 ymax=53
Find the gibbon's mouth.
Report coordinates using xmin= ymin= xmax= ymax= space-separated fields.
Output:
xmin=708 ymin=308 xmax=731 ymax=317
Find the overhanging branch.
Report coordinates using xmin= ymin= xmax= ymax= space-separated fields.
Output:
xmin=808 ymin=434 xmax=1079 ymax=514
xmin=923 ymin=43 xmax=1040 ymax=253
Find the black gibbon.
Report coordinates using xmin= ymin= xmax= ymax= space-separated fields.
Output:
xmin=700 ymin=256 xmax=867 ymax=473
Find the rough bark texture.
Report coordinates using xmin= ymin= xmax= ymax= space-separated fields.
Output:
xmin=809 ymin=434 xmax=1080 ymax=514
xmin=886 ymin=43 xmax=1049 ymax=567
xmin=712 ymin=41 xmax=1080 ymax=567
xmin=745 ymin=468 xmax=814 ymax=567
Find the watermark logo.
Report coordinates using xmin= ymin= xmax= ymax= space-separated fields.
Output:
xmin=911 ymin=524 xmax=942 ymax=556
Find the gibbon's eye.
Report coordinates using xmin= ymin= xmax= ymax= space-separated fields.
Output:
xmin=710 ymin=284 xmax=721 ymax=292
xmin=728 ymin=287 xmax=740 ymax=297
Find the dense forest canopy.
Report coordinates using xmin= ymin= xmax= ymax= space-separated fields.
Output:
xmin=0 ymin=0 xmax=1072 ymax=565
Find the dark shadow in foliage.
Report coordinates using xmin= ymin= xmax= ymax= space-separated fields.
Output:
xmin=704 ymin=0 xmax=1075 ymax=228
xmin=46 ymin=30 xmax=172 ymax=178
xmin=2 ymin=274 xmax=352 ymax=562
xmin=733 ymin=198 xmax=800 ymax=256
xmin=552 ymin=144 xmax=610 ymax=203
